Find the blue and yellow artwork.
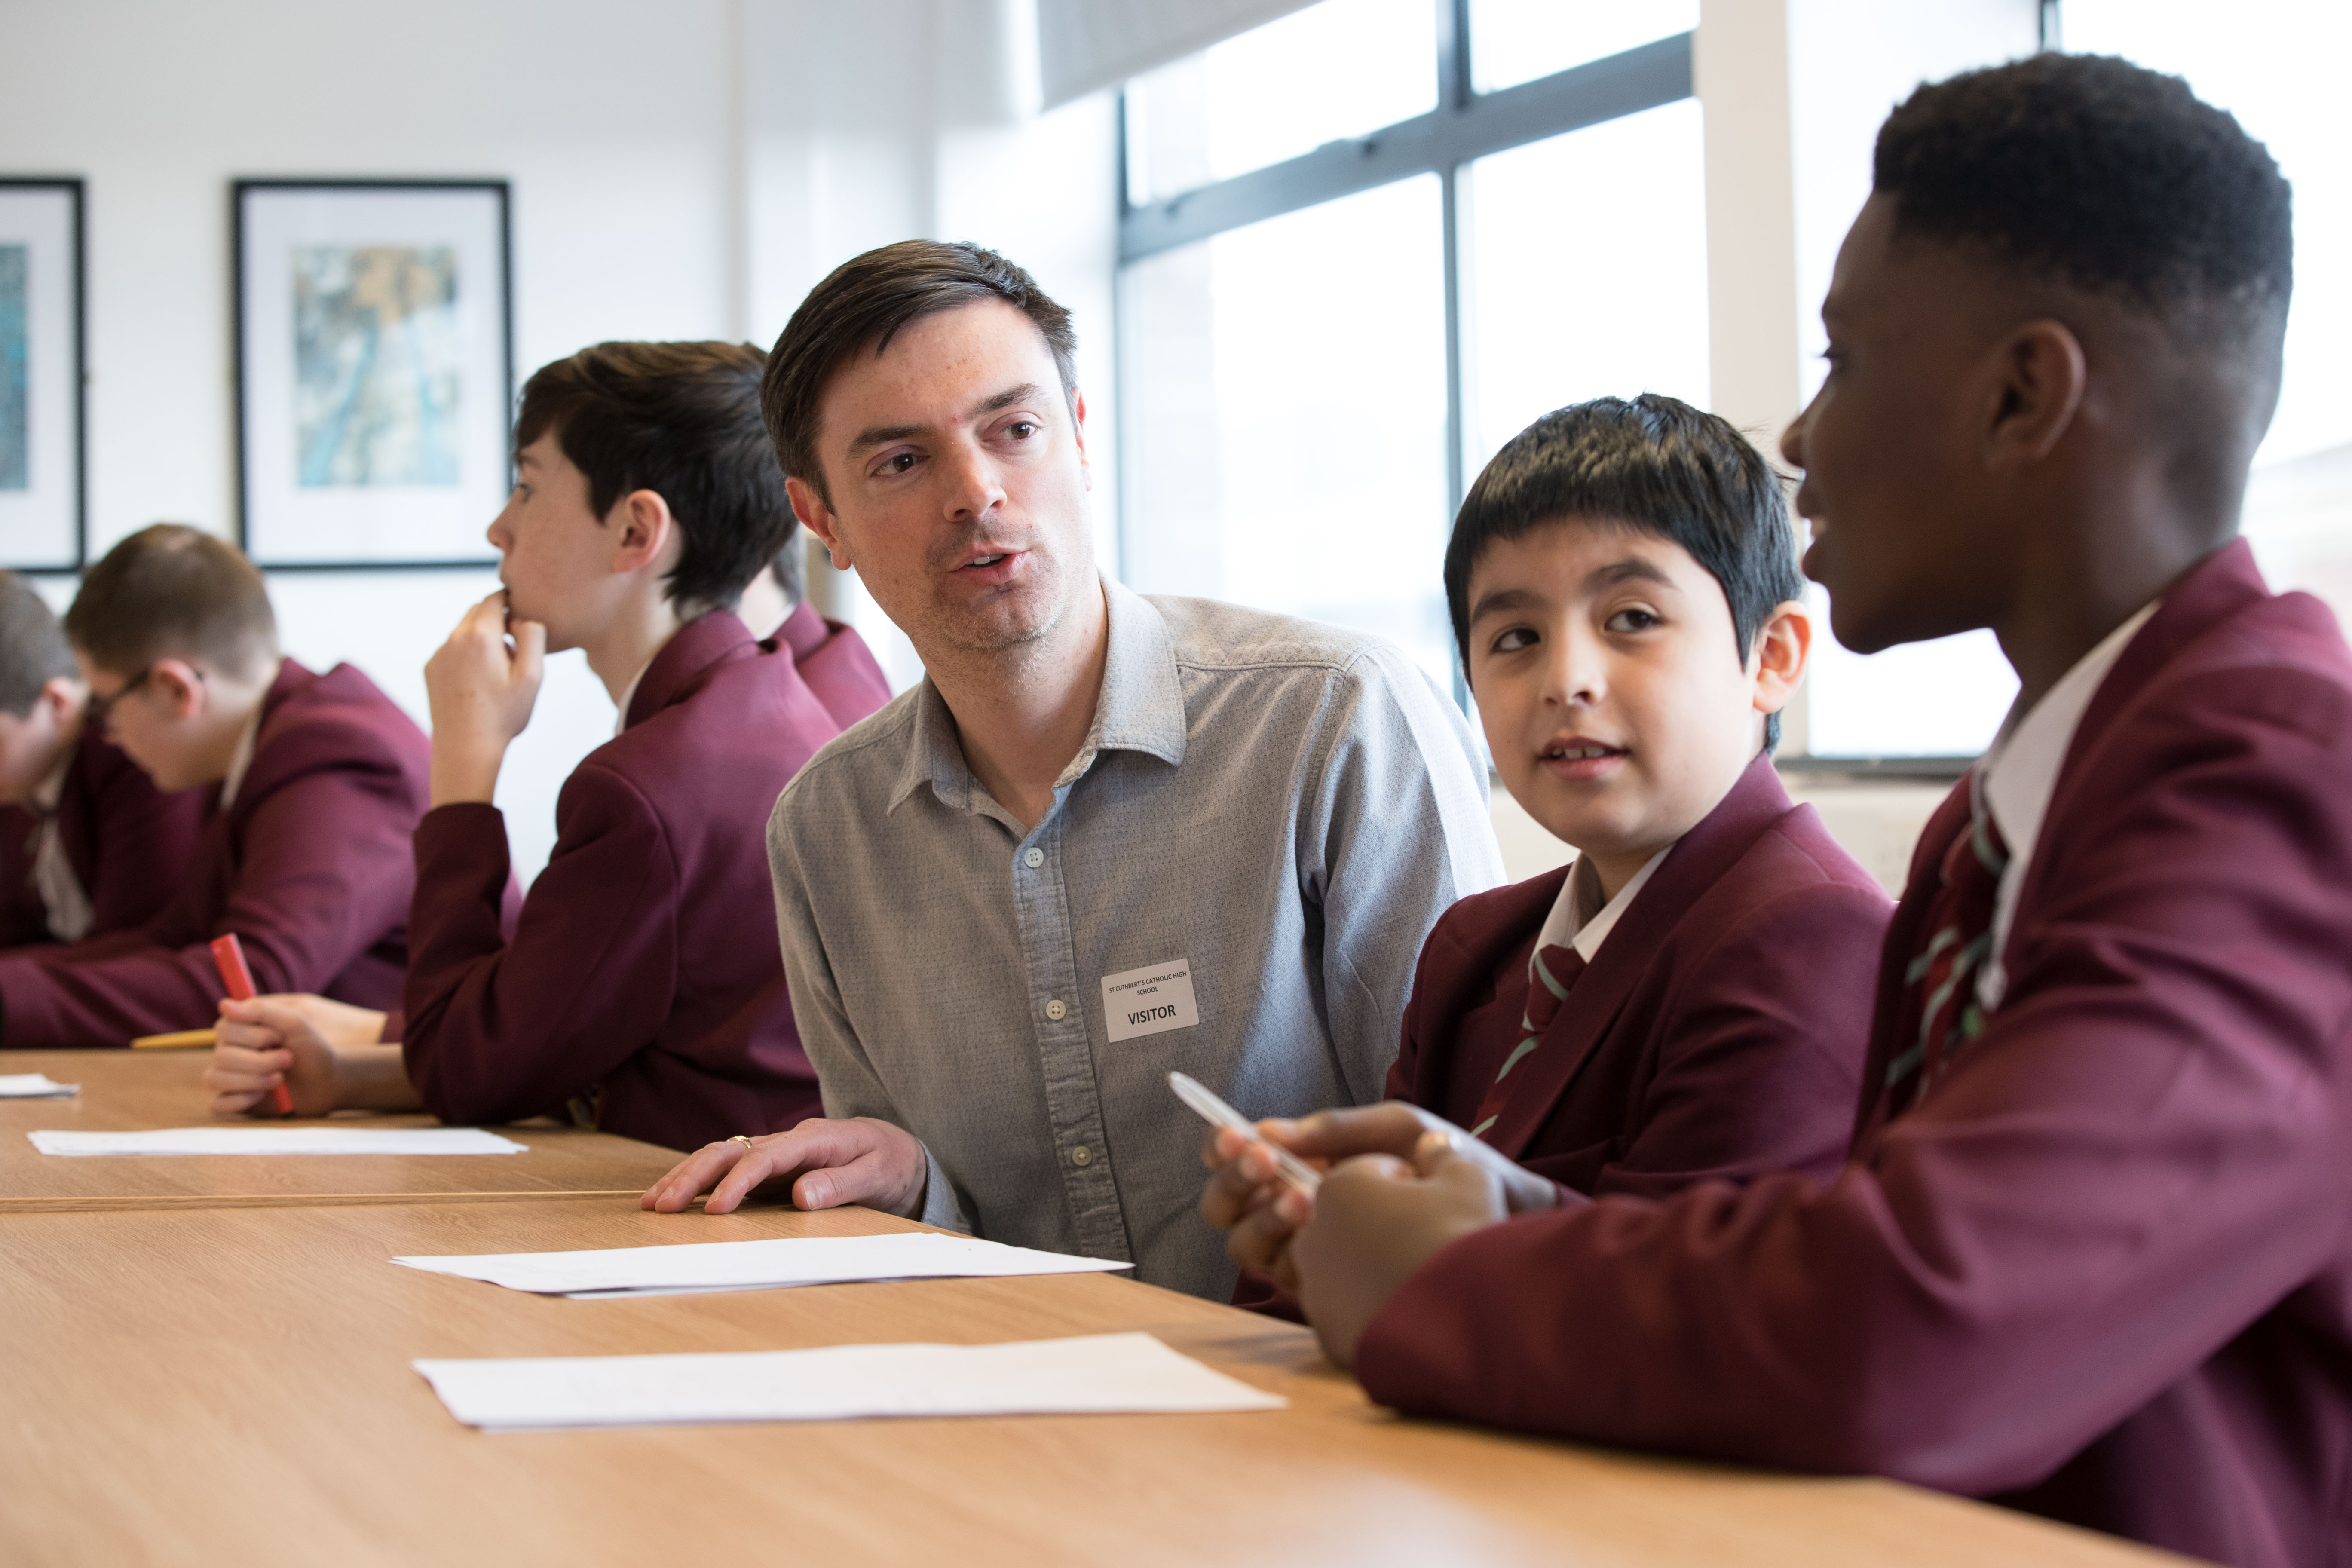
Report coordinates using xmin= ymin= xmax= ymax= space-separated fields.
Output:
xmin=292 ymin=245 xmax=461 ymax=487
xmin=0 ymin=245 xmax=27 ymax=491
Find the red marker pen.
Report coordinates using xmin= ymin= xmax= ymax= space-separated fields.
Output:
xmin=210 ymin=933 xmax=291 ymax=1116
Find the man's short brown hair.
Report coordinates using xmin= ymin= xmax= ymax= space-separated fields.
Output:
xmin=0 ymin=572 xmax=78 ymax=715
xmin=761 ymin=241 xmax=1078 ymax=506
xmin=64 ymin=525 xmax=278 ymax=679
xmin=515 ymin=341 xmax=796 ymax=615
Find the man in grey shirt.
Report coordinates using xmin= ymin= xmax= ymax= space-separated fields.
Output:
xmin=643 ymin=240 xmax=1503 ymax=1302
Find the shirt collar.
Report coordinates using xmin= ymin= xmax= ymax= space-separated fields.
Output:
xmin=1533 ymin=845 xmax=1669 ymax=966
xmin=219 ymin=703 xmax=264 ymax=808
xmin=887 ymin=574 xmax=1187 ymax=814
xmin=1981 ymin=599 xmax=2160 ymax=875
xmin=29 ymin=739 xmax=71 ymax=815
xmin=612 ymin=663 xmax=652 ymax=740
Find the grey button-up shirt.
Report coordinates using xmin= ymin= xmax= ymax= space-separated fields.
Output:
xmin=768 ymin=579 xmax=1505 ymax=1301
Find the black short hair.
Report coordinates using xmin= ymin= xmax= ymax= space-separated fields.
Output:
xmin=0 ymin=572 xmax=77 ymax=715
xmin=763 ymin=240 xmax=1078 ymax=507
xmin=1446 ymin=395 xmax=1802 ymax=752
xmin=1876 ymin=54 xmax=2292 ymax=335
xmin=515 ymin=341 xmax=796 ymax=616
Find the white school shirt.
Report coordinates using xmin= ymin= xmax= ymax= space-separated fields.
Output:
xmin=1531 ymin=845 xmax=1669 ymax=970
xmin=1976 ymin=600 xmax=2160 ymax=1012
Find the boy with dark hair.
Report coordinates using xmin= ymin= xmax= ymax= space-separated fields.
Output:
xmin=208 ymin=341 xmax=890 ymax=1151
xmin=0 ymin=572 xmax=204 ymax=948
xmin=1210 ymin=395 xmax=1889 ymax=1303
xmin=1228 ymin=55 xmax=2349 ymax=1567
xmin=0 ymin=527 xmax=429 ymax=1045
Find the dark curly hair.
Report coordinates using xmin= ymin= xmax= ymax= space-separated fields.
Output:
xmin=1446 ymin=395 xmax=1802 ymax=753
xmin=761 ymin=240 xmax=1078 ymax=508
xmin=1875 ymin=53 xmax=2292 ymax=331
xmin=515 ymin=341 xmax=796 ymax=616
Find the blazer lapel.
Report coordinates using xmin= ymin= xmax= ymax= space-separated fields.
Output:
xmin=1483 ymin=755 xmax=1797 ymax=1162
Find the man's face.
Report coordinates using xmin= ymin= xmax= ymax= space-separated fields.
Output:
xmin=791 ymin=299 xmax=1092 ymax=658
xmin=1466 ymin=520 xmax=1778 ymax=878
xmin=0 ymin=684 xmax=77 ymax=805
xmin=485 ymin=435 xmax=620 ymax=651
xmin=1781 ymin=194 xmax=2018 ymax=653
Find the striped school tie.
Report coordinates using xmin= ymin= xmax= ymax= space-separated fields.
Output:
xmin=1884 ymin=772 xmax=2009 ymax=1117
xmin=1470 ymin=942 xmax=1586 ymax=1142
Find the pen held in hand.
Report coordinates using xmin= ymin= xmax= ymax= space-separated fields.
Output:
xmin=209 ymin=933 xmax=291 ymax=1117
xmin=1167 ymin=1071 xmax=1321 ymax=1196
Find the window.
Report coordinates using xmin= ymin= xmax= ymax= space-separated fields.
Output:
xmin=2062 ymin=1 xmax=2352 ymax=619
xmin=1117 ymin=0 xmax=1698 ymax=695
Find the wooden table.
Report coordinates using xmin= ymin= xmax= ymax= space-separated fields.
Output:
xmin=0 ymin=1048 xmax=677 ymax=1210
xmin=0 ymin=1055 xmax=2186 ymax=1566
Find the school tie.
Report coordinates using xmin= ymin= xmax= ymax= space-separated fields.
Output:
xmin=1470 ymin=941 xmax=1585 ymax=1142
xmin=1883 ymin=773 xmax=2009 ymax=1119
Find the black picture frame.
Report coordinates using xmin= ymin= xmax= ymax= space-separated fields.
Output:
xmin=0 ymin=177 xmax=87 ymax=574
xmin=232 ymin=178 xmax=513 ymax=570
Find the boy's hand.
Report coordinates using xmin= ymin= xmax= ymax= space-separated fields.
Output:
xmin=426 ymin=591 xmax=546 ymax=806
xmin=206 ymin=995 xmax=345 ymax=1117
xmin=642 ymin=1117 xmax=930 ymax=1218
xmin=1292 ymin=1130 xmax=1513 ymax=1369
xmin=1199 ymin=1103 xmax=1558 ymax=1290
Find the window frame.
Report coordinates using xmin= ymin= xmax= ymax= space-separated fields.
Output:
xmin=1113 ymin=0 xmax=1695 ymax=705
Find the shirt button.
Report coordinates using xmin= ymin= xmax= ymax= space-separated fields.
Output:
xmin=1045 ymin=998 xmax=1067 ymax=1021
xmin=1071 ymin=1145 xmax=1093 ymax=1165
xmin=1023 ymin=847 xmax=1044 ymax=868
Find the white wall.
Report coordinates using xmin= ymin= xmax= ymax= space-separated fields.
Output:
xmin=0 ymin=0 xmax=1120 ymax=880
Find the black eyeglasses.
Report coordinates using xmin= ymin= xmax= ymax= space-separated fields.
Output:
xmin=87 ymin=664 xmax=202 ymax=725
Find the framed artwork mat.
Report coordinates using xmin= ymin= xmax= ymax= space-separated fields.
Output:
xmin=0 ymin=178 xmax=85 ymax=572
xmin=234 ymin=179 xmax=511 ymax=568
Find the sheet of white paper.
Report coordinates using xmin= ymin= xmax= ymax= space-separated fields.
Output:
xmin=414 ymin=1331 xmax=1285 ymax=1430
xmin=28 ymin=1127 xmax=526 ymax=1156
xmin=392 ymin=1231 xmax=1132 ymax=1298
xmin=0 ymin=1073 xmax=77 ymax=1099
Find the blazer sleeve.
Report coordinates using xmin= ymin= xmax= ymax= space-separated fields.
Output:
xmin=1352 ymin=662 xmax=2352 ymax=1497
xmin=400 ymin=772 xmax=678 ymax=1126
xmin=81 ymin=756 xmax=207 ymax=939
xmin=1591 ymin=876 xmax=1889 ymax=1196
xmin=0 ymin=731 xmax=419 ymax=1046
xmin=1301 ymin=646 xmax=1506 ymax=1106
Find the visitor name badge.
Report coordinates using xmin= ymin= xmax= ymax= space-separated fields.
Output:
xmin=1101 ymin=959 xmax=1200 ymax=1043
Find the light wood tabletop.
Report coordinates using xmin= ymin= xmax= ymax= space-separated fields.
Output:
xmin=0 ymin=1048 xmax=679 ymax=1209
xmin=0 ymin=1189 xmax=2190 ymax=1568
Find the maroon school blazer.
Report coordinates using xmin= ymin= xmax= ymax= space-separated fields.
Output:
xmin=0 ymin=660 xmax=432 ymax=1046
xmin=0 ymin=720 xmax=206 ymax=949
xmin=776 ymin=599 xmax=892 ymax=733
xmin=1391 ymin=754 xmax=1890 ymax=1193
xmin=1352 ymin=541 xmax=2352 ymax=1568
xmin=399 ymin=610 xmax=888 ymax=1153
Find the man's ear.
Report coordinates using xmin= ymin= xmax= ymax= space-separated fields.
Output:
xmin=786 ymin=475 xmax=854 ymax=570
xmin=148 ymin=658 xmax=209 ymax=720
xmin=1749 ymin=598 xmax=1812 ymax=717
xmin=1067 ymin=386 xmax=1090 ymax=493
xmin=1984 ymin=318 xmax=2089 ymax=469
xmin=611 ymin=489 xmax=678 ymax=576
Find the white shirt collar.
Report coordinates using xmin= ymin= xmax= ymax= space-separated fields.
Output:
xmin=1532 ymin=845 xmax=1669 ymax=967
xmin=1975 ymin=598 xmax=2160 ymax=1010
xmin=218 ymin=704 xmax=264 ymax=808
xmin=29 ymin=742 xmax=70 ymax=815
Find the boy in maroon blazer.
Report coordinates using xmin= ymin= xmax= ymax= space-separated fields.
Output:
xmin=1224 ymin=56 xmax=2351 ymax=1568
xmin=207 ymin=342 xmax=890 ymax=1151
xmin=0 ymin=527 xmax=430 ymax=1047
xmin=1215 ymin=397 xmax=1891 ymax=1311
xmin=0 ymin=572 xmax=203 ymax=949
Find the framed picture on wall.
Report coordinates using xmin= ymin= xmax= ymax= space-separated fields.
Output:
xmin=233 ymin=179 xmax=511 ymax=569
xmin=0 ymin=178 xmax=86 ymax=573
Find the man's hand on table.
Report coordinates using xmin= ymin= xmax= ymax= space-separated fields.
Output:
xmin=1292 ymin=1130 xmax=1521 ymax=1369
xmin=642 ymin=1117 xmax=930 ymax=1217
xmin=1199 ymin=1101 xmax=1559 ymax=1291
